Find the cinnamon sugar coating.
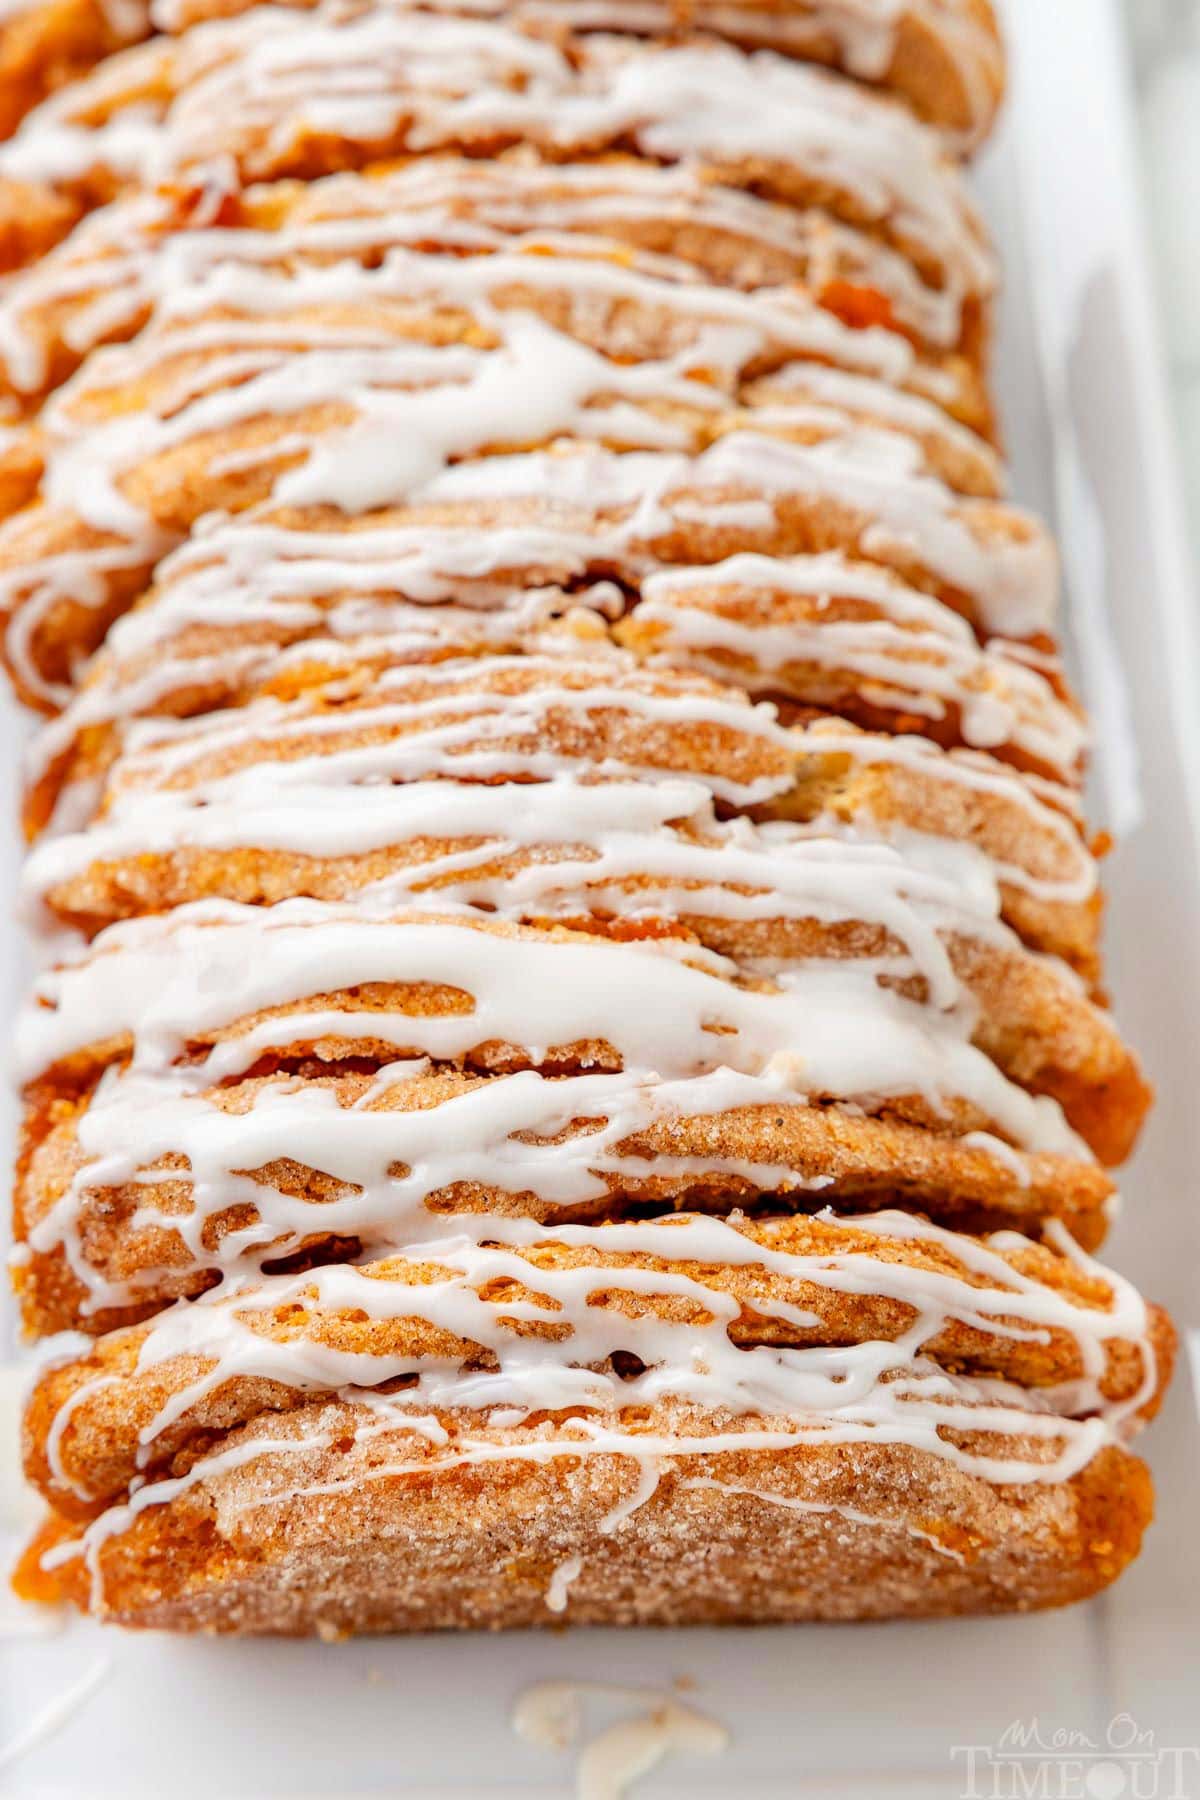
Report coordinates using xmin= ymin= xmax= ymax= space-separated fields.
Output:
xmin=0 ymin=0 xmax=1174 ymax=1637
xmin=17 ymin=1427 xmax=1151 ymax=1632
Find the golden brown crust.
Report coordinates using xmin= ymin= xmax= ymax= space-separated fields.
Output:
xmin=14 ymin=1424 xmax=1154 ymax=1632
xmin=0 ymin=0 xmax=149 ymax=142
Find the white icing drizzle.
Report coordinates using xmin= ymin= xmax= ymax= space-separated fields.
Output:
xmin=4 ymin=422 xmax=1056 ymax=713
xmin=410 ymin=434 xmax=1053 ymax=635
xmin=634 ymin=550 xmax=1085 ymax=778
xmin=28 ymin=235 xmax=995 ymax=530
xmin=513 ymin=1679 xmax=729 ymax=1798
xmin=25 ymin=646 xmax=1095 ymax=921
xmin=19 ymin=901 xmax=994 ymax=1083
xmin=0 ymin=2 xmax=996 ymax=311
xmin=77 ymin=652 xmax=797 ymax=806
xmin=792 ymin=716 xmax=1095 ymax=905
xmin=30 ymin=235 xmax=977 ymax=440
xmin=189 ymin=1210 xmax=1153 ymax=1448
xmin=747 ymin=358 xmax=1000 ymax=486
xmin=679 ymin=1474 xmax=966 ymax=1560
xmin=26 ymin=524 xmax=1074 ymax=846
xmin=23 ymin=793 xmax=1014 ymax=1024
xmin=143 ymin=0 xmax=1003 ymax=153
xmin=0 ymin=32 xmax=1013 ymax=731
xmin=25 ymin=587 xmax=630 ymax=816
xmin=32 ymin=622 xmax=1086 ymax=889
xmin=0 ymin=163 xmax=969 ymax=397
xmin=35 ymin=1203 xmax=1158 ymax=1612
xmin=39 ymin=313 xmax=706 ymax=534
xmin=598 ymin=1456 xmax=663 ymax=1537
xmin=20 ymin=887 xmax=1099 ymax=1310
xmin=5 ymin=215 xmax=1008 ymax=681
xmin=140 ymin=0 xmax=1002 ymax=153
xmin=0 ymin=154 xmax=976 ymax=407
xmin=2 ymin=531 xmax=170 ymax=711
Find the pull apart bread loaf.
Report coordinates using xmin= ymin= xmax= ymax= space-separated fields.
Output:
xmin=0 ymin=0 xmax=1176 ymax=1634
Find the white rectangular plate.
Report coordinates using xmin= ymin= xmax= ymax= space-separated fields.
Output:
xmin=2 ymin=1 xmax=1199 ymax=1792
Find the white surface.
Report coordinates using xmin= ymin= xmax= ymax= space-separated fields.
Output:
xmin=1125 ymin=0 xmax=1200 ymax=560
xmin=3 ymin=1 xmax=1200 ymax=1793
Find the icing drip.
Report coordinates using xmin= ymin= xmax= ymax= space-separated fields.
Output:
xmin=342 ymin=431 xmax=1050 ymax=636
xmin=79 ymin=654 xmax=799 ymax=808
xmin=26 ymin=509 xmax=1073 ymax=846
xmin=792 ymin=717 xmax=1094 ymax=904
xmin=544 ymin=1554 xmax=584 ymax=1613
xmin=513 ymin=1680 xmax=729 ymax=1798
xmin=30 ymin=224 xmax=938 ymax=396
xmin=20 ymin=903 xmax=997 ymax=1085
xmin=23 ymin=811 xmax=1012 ymax=1042
xmin=162 ymin=1209 xmax=1147 ymax=1436
xmin=680 ymin=1474 xmax=967 ymax=1561
xmin=136 ymin=0 xmax=1001 ymax=160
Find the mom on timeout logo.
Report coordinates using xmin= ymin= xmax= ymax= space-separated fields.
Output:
xmin=950 ymin=1714 xmax=1200 ymax=1799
